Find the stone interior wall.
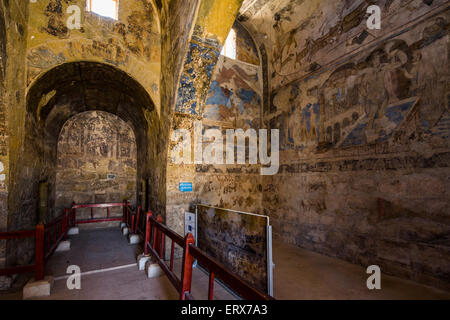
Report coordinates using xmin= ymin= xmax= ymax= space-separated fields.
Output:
xmin=6 ymin=0 xmax=161 ymax=230
xmin=239 ymin=0 xmax=450 ymax=290
xmin=167 ymin=21 xmax=263 ymax=241
xmin=0 ymin=1 xmax=6 ymax=237
xmin=4 ymin=1 xmax=165 ymax=271
xmin=0 ymin=0 xmax=29 ymax=286
xmin=164 ymin=0 xmax=243 ymax=240
xmin=1 ymin=0 xmax=448 ymax=293
xmin=55 ymin=111 xmax=137 ymax=223
xmin=154 ymin=0 xmax=201 ymax=219
xmin=0 ymin=1 xmax=6 ymax=275
xmin=197 ymin=205 xmax=268 ymax=293
xmin=26 ymin=0 xmax=161 ymax=110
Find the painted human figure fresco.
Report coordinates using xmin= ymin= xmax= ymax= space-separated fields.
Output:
xmin=361 ymin=49 xmax=389 ymax=134
xmin=383 ymin=46 xmax=411 ymax=104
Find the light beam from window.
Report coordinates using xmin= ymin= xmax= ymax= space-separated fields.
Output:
xmin=87 ymin=0 xmax=119 ymax=20
xmin=221 ymin=28 xmax=237 ymax=60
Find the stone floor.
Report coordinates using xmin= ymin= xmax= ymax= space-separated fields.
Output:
xmin=272 ymin=236 xmax=450 ymax=300
xmin=0 ymin=227 xmax=449 ymax=300
xmin=0 ymin=227 xmax=235 ymax=300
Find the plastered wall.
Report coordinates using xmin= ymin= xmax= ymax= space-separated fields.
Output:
xmin=55 ymin=111 xmax=137 ymax=221
xmin=239 ymin=0 xmax=450 ymax=290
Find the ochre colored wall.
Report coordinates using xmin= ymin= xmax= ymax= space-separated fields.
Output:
xmin=1 ymin=0 xmax=30 ymax=282
xmin=4 ymin=1 xmax=165 ymax=271
xmin=240 ymin=0 xmax=450 ymax=290
xmin=166 ymin=20 xmax=263 ymax=242
xmin=26 ymin=0 xmax=161 ymax=112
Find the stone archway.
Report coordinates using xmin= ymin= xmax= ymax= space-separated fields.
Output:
xmin=9 ymin=61 xmax=158 ymax=232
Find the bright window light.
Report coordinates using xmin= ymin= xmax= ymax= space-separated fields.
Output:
xmin=221 ymin=28 xmax=237 ymax=60
xmin=87 ymin=0 xmax=119 ymax=20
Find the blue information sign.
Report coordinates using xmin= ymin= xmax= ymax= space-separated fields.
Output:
xmin=179 ymin=182 xmax=193 ymax=192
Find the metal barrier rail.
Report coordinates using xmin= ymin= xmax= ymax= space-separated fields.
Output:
xmin=143 ymin=212 xmax=273 ymax=301
xmin=187 ymin=244 xmax=274 ymax=300
xmin=0 ymin=210 xmax=69 ymax=281
xmin=0 ymin=227 xmax=43 ymax=280
xmin=145 ymin=212 xmax=185 ymax=292
xmin=44 ymin=209 xmax=70 ymax=261
xmin=71 ymin=202 xmax=126 ymax=225
xmin=1 ymin=200 xmax=273 ymax=300
xmin=0 ymin=201 xmax=129 ymax=282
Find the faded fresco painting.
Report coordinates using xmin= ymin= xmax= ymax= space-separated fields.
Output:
xmin=270 ymin=15 xmax=449 ymax=153
xmin=56 ymin=111 xmax=137 ymax=218
xmin=204 ymin=55 xmax=262 ymax=130
xmin=197 ymin=205 xmax=269 ymax=293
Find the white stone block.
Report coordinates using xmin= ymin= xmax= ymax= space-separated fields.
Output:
xmin=145 ymin=262 xmax=164 ymax=279
xmin=128 ymin=233 xmax=142 ymax=245
xmin=23 ymin=276 xmax=53 ymax=299
xmin=137 ymin=254 xmax=151 ymax=271
xmin=55 ymin=240 xmax=71 ymax=252
xmin=122 ymin=227 xmax=129 ymax=236
xmin=67 ymin=227 xmax=79 ymax=235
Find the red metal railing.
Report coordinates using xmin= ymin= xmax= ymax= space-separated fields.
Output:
xmin=0 ymin=201 xmax=128 ymax=282
xmin=0 ymin=226 xmax=44 ymax=280
xmin=71 ymin=202 xmax=126 ymax=225
xmin=1 ymin=201 xmax=273 ymax=300
xmin=122 ymin=200 xmax=146 ymax=237
xmin=143 ymin=212 xmax=273 ymax=301
xmin=44 ymin=209 xmax=70 ymax=261
xmin=0 ymin=209 xmax=71 ymax=281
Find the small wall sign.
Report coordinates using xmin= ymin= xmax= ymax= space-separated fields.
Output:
xmin=179 ymin=182 xmax=193 ymax=192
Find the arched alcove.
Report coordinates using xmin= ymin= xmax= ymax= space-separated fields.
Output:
xmin=9 ymin=61 xmax=157 ymax=231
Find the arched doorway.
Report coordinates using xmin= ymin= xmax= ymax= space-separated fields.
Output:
xmin=13 ymin=61 xmax=156 ymax=230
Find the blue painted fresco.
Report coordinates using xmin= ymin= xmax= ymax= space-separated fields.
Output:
xmin=382 ymin=101 xmax=415 ymax=123
xmin=206 ymin=81 xmax=232 ymax=107
xmin=176 ymin=37 xmax=220 ymax=115
xmin=340 ymin=117 xmax=368 ymax=147
xmin=300 ymin=103 xmax=320 ymax=140
xmin=340 ymin=99 xmax=418 ymax=147
xmin=431 ymin=111 xmax=450 ymax=139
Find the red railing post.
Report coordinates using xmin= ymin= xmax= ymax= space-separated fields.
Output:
xmin=71 ymin=202 xmax=76 ymax=227
xmin=180 ymin=233 xmax=195 ymax=300
xmin=126 ymin=201 xmax=131 ymax=228
xmin=35 ymin=223 xmax=45 ymax=281
xmin=157 ymin=215 xmax=164 ymax=258
xmin=170 ymin=241 xmax=175 ymax=271
xmin=135 ymin=206 xmax=142 ymax=234
xmin=63 ymin=209 xmax=68 ymax=240
xmin=131 ymin=214 xmax=135 ymax=233
xmin=144 ymin=212 xmax=152 ymax=256
xmin=152 ymin=214 xmax=158 ymax=255
xmin=208 ymin=272 xmax=215 ymax=300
